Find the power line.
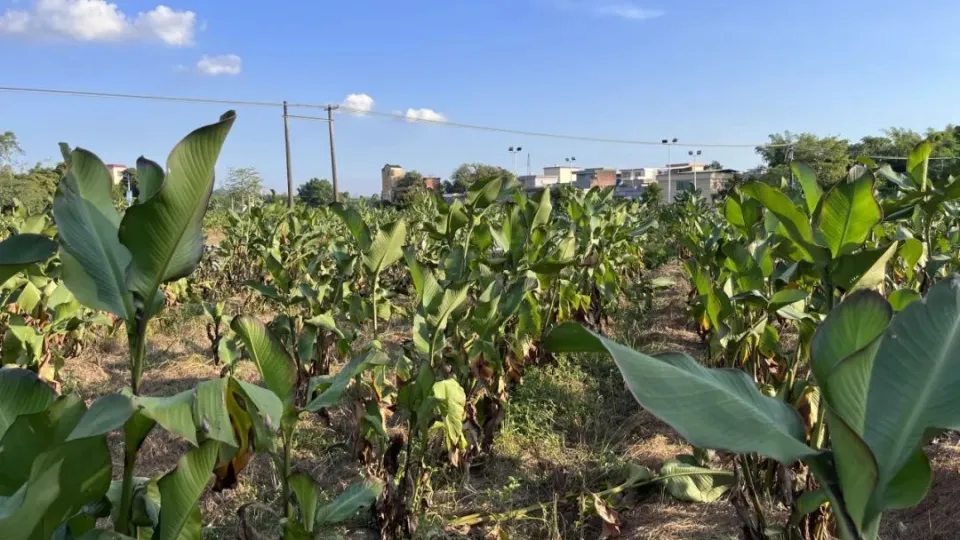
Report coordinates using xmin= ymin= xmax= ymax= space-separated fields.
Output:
xmin=0 ymin=85 xmax=790 ymax=149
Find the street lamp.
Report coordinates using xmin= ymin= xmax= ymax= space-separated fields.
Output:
xmin=689 ymin=149 xmax=702 ymax=193
xmin=662 ymin=138 xmax=678 ymax=201
xmin=508 ymin=146 xmax=523 ymax=174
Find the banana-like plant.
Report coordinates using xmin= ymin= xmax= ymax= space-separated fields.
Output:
xmin=0 ymin=111 xmax=291 ymax=540
xmin=546 ymin=274 xmax=960 ymax=540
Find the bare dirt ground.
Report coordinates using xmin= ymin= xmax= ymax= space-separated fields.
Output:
xmin=58 ymin=260 xmax=960 ymax=539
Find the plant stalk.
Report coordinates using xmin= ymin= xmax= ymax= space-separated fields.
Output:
xmin=281 ymin=427 xmax=295 ymax=520
xmin=115 ymin=443 xmax=138 ymax=535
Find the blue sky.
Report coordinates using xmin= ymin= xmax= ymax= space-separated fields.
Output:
xmin=2 ymin=0 xmax=960 ymax=195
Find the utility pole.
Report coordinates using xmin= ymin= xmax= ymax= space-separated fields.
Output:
xmin=326 ymin=105 xmax=340 ymax=202
xmin=283 ymin=101 xmax=294 ymax=208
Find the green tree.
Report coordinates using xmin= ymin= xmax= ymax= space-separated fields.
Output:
xmin=297 ymin=177 xmax=334 ymax=207
xmin=706 ymin=160 xmax=723 ymax=170
xmin=0 ymin=131 xmax=22 ymax=169
xmin=398 ymin=170 xmax=424 ymax=188
xmin=756 ymin=132 xmax=851 ymax=184
xmin=0 ymin=162 xmax=61 ymax=213
xmin=450 ymin=163 xmax=515 ymax=187
xmin=224 ymin=166 xmax=263 ymax=208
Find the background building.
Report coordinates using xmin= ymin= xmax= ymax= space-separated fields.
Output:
xmin=617 ymin=167 xmax=657 ymax=187
xmin=518 ymin=174 xmax=561 ymax=191
xmin=381 ymin=164 xmax=404 ymax=200
xmin=656 ymin=162 xmax=736 ymax=201
xmin=575 ymin=168 xmax=617 ymax=189
xmin=542 ymin=166 xmax=581 ymax=185
xmin=106 ymin=164 xmax=127 ymax=185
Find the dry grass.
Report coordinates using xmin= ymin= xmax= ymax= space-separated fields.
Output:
xmin=58 ymin=261 xmax=960 ymax=539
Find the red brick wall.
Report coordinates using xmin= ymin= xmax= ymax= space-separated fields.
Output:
xmin=592 ymin=170 xmax=617 ymax=187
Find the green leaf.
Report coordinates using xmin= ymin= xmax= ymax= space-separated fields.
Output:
xmin=303 ymin=349 xmax=386 ymax=412
xmin=132 ymin=390 xmax=197 ymax=446
xmin=791 ymin=162 xmax=822 ymax=215
xmin=0 ymin=436 xmax=112 ymax=540
xmin=812 ymin=176 xmax=882 ymax=258
xmin=155 ymin=440 xmax=218 ymax=540
xmin=233 ymin=379 xmax=283 ymax=435
xmin=864 ymin=277 xmax=960 ymax=504
xmin=0 ymin=395 xmax=85 ymax=495
xmin=883 ymin=447 xmax=931 ymax=510
xmin=67 ymin=394 xmax=133 ymax=441
xmin=15 ymin=281 xmax=41 ymax=316
xmin=888 ymin=289 xmax=921 ymax=312
xmin=136 ymin=157 xmax=164 ymax=203
xmin=741 ymin=182 xmax=826 ymax=264
xmin=193 ymin=379 xmax=236 ymax=446
xmin=330 ymin=203 xmax=372 ymax=250
xmin=831 ymin=243 xmax=897 ymax=292
xmin=0 ymin=234 xmax=57 ymax=288
xmin=52 ymin=149 xmax=132 ymax=319
xmin=847 ymin=242 xmax=898 ymax=293
xmin=466 ymin=176 xmax=504 ymax=209
xmin=288 ymin=473 xmax=319 ymax=532
xmin=314 ymin=479 xmax=383 ymax=525
xmin=0 ymin=368 xmax=56 ymax=440
xmin=230 ymin=315 xmax=298 ymax=407
xmin=769 ymin=289 xmax=807 ymax=309
xmin=544 ymin=323 xmax=815 ymax=462
xmin=363 ymin=220 xmax=406 ymax=275
xmin=119 ymin=112 xmax=236 ymax=310
xmin=907 ymin=139 xmax=932 ymax=192
xmin=425 ymin=379 xmax=466 ymax=453
xmin=659 ymin=457 xmax=734 ymax=503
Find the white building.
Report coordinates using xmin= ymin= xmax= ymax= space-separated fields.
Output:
xmin=617 ymin=168 xmax=657 ymax=187
xmin=542 ymin=166 xmax=580 ymax=185
xmin=106 ymin=164 xmax=127 ymax=185
xmin=656 ymin=162 xmax=736 ymax=201
xmin=381 ymin=164 xmax=404 ymax=201
xmin=518 ymin=174 xmax=561 ymax=191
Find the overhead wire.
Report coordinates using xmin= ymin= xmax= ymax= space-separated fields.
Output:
xmin=0 ymin=85 xmax=792 ymax=149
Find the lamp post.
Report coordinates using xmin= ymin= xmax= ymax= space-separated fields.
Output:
xmin=662 ymin=138 xmax=678 ymax=201
xmin=508 ymin=146 xmax=523 ymax=175
xmin=689 ymin=149 xmax=702 ymax=194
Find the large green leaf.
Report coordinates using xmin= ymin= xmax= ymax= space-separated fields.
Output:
xmin=0 ymin=368 xmax=56 ymax=439
xmin=740 ymin=182 xmax=826 ymax=264
xmin=791 ymin=162 xmax=822 ymax=215
xmin=155 ymin=440 xmax=217 ymax=540
xmin=363 ymin=220 xmax=406 ymax=275
xmin=119 ymin=112 xmax=235 ymax=309
xmin=53 ymin=149 xmax=132 ymax=319
xmin=864 ymin=277 xmax=960 ymax=502
xmin=230 ymin=315 xmax=298 ymax=407
xmin=132 ymin=390 xmax=197 ymax=446
xmin=544 ymin=323 xmax=815 ymax=462
xmin=314 ymin=479 xmax=383 ymax=525
xmin=0 ymin=395 xmax=85 ymax=495
xmin=67 ymin=394 xmax=133 ymax=441
xmin=423 ymin=379 xmax=466 ymax=453
xmin=193 ymin=379 xmax=237 ymax=446
xmin=0 ymin=234 xmax=57 ymax=288
xmin=330 ymin=203 xmax=371 ymax=250
xmin=466 ymin=176 xmax=503 ymax=209
xmin=906 ymin=139 xmax=932 ymax=192
xmin=0 ymin=436 xmax=111 ymax=540
xmin=812 ymin=176 xmax=882 ymax=258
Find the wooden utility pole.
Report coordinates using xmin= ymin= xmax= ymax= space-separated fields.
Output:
xmin=283 ymin=101 xmax=294 ymax=208
xmin=326 ymin=105 xmax=340 ymax=202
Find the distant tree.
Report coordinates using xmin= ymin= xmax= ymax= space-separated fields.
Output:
xmin=224 ymin=167 xmax=263 ymax=208
xmin=450 ymin=163 xmax=515 ymax=187
xmin=0 ymin=162 xmax=60 ymax=213
xmin=707 ymin=160 xmax=723 ymax=170
xmin=397 ymin=170 xmax=424 ymax=188
xmin=756 ymin=132 xmax=851 ymax=184
xmin=0 ymin=131 xmax=22 ymax=170
xmin=297 ymin=177 xmax=334 ymax=207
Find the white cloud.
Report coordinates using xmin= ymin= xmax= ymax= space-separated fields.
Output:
xmin=196 ymin=54 xmax=241 ymax=76
xmin=342 ymin=93 xmax=375 ymax=113
xmin=552 ymin=1 xmax=663 ymax=21
xmin=134 ymin=5 xmax=195 ymax=46
xmin=0 ymin=0 xmax=197 ymax=46
xmin=404 ymin=108 xmax=447 ymax=123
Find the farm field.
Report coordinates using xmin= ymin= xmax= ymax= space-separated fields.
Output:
xmin=6 ymin=113 xmax=960 ymax=540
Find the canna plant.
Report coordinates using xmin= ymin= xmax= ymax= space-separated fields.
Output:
xmin=0 ymin=111 xmax=291 ymax=540
xmin=546 ymin=274 xmax=960 ymax=540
